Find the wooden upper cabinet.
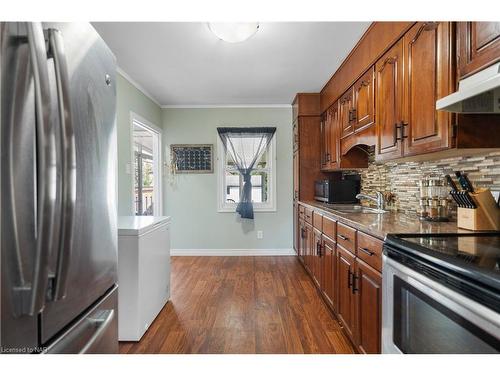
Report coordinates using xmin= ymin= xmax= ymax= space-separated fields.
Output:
xmin=375 ymin=39 xmax=404 ymax=161
xmin=320 ymin=102 xmax=340 ymax=171
xmin=329 ymin=103 xmax=340 ymax=169
xmin=402 ymin=22 xmax=453 ymax=156
xmin=352 ymin=67 xmax=375 ymax=132
xmin=320 ymin=115 xmax=328 ymax=170
xmin=458 ymin=22 xmax=500 ymax=79
xmin=354 ymin=259 xmax=382 ymax=354
xmin=339 ymin=90 xmax=354 ymax=139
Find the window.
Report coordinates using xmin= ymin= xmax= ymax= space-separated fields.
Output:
xmin=131 ymin=113 xmax=162 ymax=216
xmin=217 ymin=134 xmax=276 ymax=212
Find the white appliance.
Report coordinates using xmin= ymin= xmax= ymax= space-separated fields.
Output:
xmin=117 ymin=216 xmax=171 ymax=341
xmin=436 ymin=62 xmax=500 ymax=113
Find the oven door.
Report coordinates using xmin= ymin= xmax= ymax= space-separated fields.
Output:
xmin=382 ymin=255 xmax=500 ymax=354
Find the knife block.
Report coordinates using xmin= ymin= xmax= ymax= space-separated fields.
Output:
xmin=457 ymin=188 xmax=500 ymax=231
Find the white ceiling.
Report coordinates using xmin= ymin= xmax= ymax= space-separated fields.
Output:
xmin=92 ymin=22 xmax=370 ymax=106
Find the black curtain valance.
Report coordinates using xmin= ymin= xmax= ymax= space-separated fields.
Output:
xmin=217 ymin=127 xmax=276 ymax=219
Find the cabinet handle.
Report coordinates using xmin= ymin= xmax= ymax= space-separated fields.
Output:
xmin=347 ymin=269 xmax=352 ymax=289
xmin=352 ymin=273 xmax=358 ymax=294
xmin=401 ymin=121 xmax=408 ymax=139
xmin=317 ymin=242 xmax=322 ymax=257
xmin=338 ymin=234 xmax=349 ymax=241
xmin=359 ymin=247 xmax=374 ymax=256
xmin=351 ymin=108 xmax=357 ymax=122
xmin=326 ymin=153 xmax=330 ymax=162
xmin=394 ymin=122 xmax=401 ymax=141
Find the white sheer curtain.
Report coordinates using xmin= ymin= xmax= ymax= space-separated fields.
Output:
xmin=217 ymin=127 xmax=276 ymax=219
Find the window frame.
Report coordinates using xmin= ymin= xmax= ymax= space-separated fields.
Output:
xmin=217 ymin=133 xmax=277 ymax=213
xmin=130 ymin=111 xmax=163 ymax=216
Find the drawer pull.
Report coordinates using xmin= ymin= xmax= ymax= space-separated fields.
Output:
xmin=359 ymin=247 xmax=374 ymax=256
xmin=338 ymin=234 xmax=349 ymax=241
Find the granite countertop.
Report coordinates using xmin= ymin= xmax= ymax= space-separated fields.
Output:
xmin=299 ymin=200 xmax=474 ymax=240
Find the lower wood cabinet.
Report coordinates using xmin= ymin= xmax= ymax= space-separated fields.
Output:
xmin=336 ymin=245 xmax=357 ymax=340
xmin=321 ymin=235 xmax=336 ymax=307
xmin=312 ymin=228 xmax=323 ymax=287
xmin=354 ymin=258 xmax=382 ymax=354
xmin=297 ymin=207 xmax=383 ymax=353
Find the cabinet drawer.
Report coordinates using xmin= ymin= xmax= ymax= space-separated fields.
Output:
xmin=356 ymin=231 xmax=383 ymax=272
xmin=322 ymin=216 xmax=337 ymax=240
xmin=313 ymin=211 xmax=323 ymax=231
xmin=298 ymin=205 xmax=305 ymax=215
xmin=337 ymin=222 xmax=356 ymax=253
xmin=305 ymin=208 xmax=313 ymax=224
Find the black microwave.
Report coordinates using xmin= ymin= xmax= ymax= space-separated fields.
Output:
xmin=314 ymin=177 xmax=360 ymax=204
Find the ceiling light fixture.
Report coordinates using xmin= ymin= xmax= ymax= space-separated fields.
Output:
xmin=208 ymin=22 xmax=259 ymax=43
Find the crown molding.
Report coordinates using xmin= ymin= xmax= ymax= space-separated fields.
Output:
xmin=116 ymin=68 xmax=293 ymax=109
xmin=116 ymin=67 xmax=161 ymax=107
xmin=161 ymin=104 xmax=292 ymax=109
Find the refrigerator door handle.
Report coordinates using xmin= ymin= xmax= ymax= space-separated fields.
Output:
xmin=48 ymin=28 xmax=76 ymax=301
xmin=13 ymin=22 xmax=58 ymax=316
xmin=78 ymin=310 xmax=115 ymax=354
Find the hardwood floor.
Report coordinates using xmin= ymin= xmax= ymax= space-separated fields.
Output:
xmin=119 ymin=256 xmax=356 ymax=354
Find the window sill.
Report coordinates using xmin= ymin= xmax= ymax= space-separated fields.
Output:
xmin=218 ymin=206 xmax=277 ymax=213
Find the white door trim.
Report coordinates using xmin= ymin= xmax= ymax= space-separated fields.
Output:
xmin=129 ymin=111 xmax=163 ymax=216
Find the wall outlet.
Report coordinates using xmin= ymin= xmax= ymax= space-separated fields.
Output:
xmin=257 ymin=230 xmax=264 ymax=239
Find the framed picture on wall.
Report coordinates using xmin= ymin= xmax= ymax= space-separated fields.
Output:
xmin=170 ymin=144 xmax=214 ymax=174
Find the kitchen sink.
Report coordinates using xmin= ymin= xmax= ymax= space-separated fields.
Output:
xmin=324 ymin=204 xmax=387 ymax=214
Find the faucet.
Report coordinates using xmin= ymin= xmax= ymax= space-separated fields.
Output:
xmin=356 ymin=191 xmax=385 ymax=210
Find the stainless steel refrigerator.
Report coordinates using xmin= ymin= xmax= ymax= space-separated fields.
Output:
xmin=1 ymin=22 xmax=118 ymax=354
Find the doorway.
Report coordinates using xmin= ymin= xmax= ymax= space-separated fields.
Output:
xmin=131 ymin=113 xmax=162 ymax=216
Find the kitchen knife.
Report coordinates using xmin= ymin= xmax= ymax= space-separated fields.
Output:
xmin=450 ymin=191 xmax=462 ymax=207
xmin=462 ymin=173 xmax=475 ymax=193
xmin=462 ymin=191 xmax=477 ymax=209
xmin=445 ymin=174 xmax=458 ymax=192
xmin=455 ymin=171 xmax=475 ymax=193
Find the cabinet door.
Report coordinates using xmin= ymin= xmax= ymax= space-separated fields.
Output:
xmin=336 ymin=245 xmax=356 ymax=339
xmin=339 ymin=90 xmax=354 ymax=138
xmin=293 ymin=203 xmax=298 ymax=254
xmin=354 ymin=259 xmax=382 ymax=354
xmin=321 ymin=235 xmax=336 ymax=308
xmin=403 ymin=22 xmax=453 ymax=156
xmin=458 ymin=22 xmax=500 ymax=79
xmin=320 ymin=115 xmax=329 ymax=170
xmin=329 ymin=103 xmax=340 ymax=169
xmin=298 ymin=219 xmax=305 ymax=262
xmin=353 ymin=67 xmax=375 ymax=132
xmin=293 ymin=120 xmax=299 ymax=152
xmin=375 ymin=39 xmax=404 ymax=161
xmin=293 ymin=151 xmax=299 ymax=201
xmin=305 ymin=224 xmax=313 ymax=273
xmin=312 ymin=229 xmax=322 ymax=287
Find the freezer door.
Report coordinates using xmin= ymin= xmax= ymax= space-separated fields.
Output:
xmin=44 ymin=285 xmax=118 ymax=353
xmin=39 ymin=22 xmax=118 ymax=344
xmin=1 ymin=22 xmax=58 ymax=351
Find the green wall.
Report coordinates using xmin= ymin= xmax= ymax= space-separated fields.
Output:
xmin=162 ymin=107 xmax=293 ymax=250
xmin=116 ymin=73 xmax=162 ymax=215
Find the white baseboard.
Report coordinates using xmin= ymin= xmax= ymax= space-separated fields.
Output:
xmin=170 ymin=248 xmax=296 ymax=256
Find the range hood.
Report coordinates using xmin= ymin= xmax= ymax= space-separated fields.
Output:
xmin=436 ymin=62 xmax=500 ymax=113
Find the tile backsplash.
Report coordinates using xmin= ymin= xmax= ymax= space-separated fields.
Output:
xmin=358 ymin=149 xmax=500 ymax=214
